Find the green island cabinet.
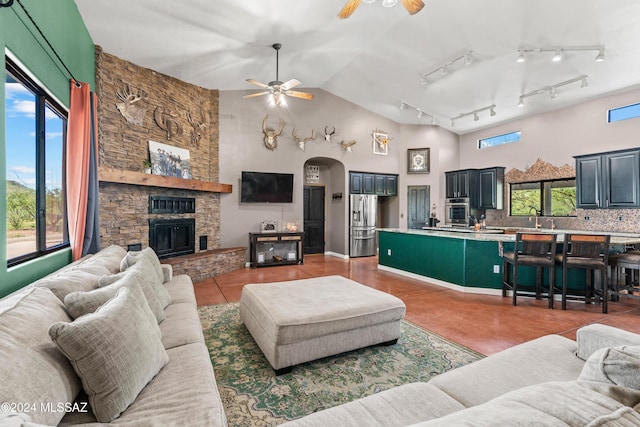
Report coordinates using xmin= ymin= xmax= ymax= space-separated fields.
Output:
xmin=575 ymin=148 xmax=640 ymax=209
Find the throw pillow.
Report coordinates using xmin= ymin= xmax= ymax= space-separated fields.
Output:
xmin=120 ymin=247 xmax=165 ymax=284
xmin=104 ymin=256 xmax=171 ymax=310
xmin=578 ymin=345 xmax=640 ymax=390
xmin=64 ymin=276 xmax=161 ymax=328
xmin=49 ymin=287 xmax=169 ymax=422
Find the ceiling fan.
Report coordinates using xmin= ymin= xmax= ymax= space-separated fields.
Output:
xmin=243 ymin=43 xmax=314 ymax=106
xmin=338 ymin=0 xmax=425 ymax=19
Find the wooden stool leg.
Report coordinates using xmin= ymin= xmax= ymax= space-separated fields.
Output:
xmin=548 ymin=266 xmax=555 ymax=309
xmin=512 ymin=263 xmax=518 ymax=306
xmin=562 ymin=263 xmax=568 ymax=310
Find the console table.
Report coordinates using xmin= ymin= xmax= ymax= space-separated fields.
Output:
xmin=249 ymin=232 xmax=304 ymax=268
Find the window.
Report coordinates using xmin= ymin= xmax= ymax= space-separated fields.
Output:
xmin=5 ymin=57 xmax=68 ymax=266
xmin=478 ymin=131 xmax=521 ymax=149
xmin=510 ymin=179 xmax=576 ymax=217
xmin=608 ymin=102 xmax=640 ymax=123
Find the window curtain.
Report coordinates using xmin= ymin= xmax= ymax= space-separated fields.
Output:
xmin=66 ymin=79 xmax=100 ymax=260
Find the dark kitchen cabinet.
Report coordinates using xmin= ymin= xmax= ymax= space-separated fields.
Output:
xmin=575 ymin=149 xmax=640 ymax=209
xmin=350 ymin=172 xmax=396 ymax=195
xmin=445 ymin=169 xmax=477 ymax=199
xmin=478 ymin=167 xmax=505 ymax=209
xmin=375 ymin=174 xmax=398 ymax=196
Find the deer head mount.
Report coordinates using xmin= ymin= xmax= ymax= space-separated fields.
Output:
xmin=187 ymin=108 xmax=208 ymax=147
xmin=341 ymin=140 xmax=357 ymax=152
xmin=292 ymin=128 xmax=315 ymax=151
xmin=115 ymin=83 xmax=147 ymax=126
xmin=324 ymin=126 xmax=336 ymax=143
xmin=262 ymin=114 xmax=286 ymax=150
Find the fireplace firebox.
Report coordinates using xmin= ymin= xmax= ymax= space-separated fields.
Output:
xmin=149 ymin=218 xmax=195 ymax=259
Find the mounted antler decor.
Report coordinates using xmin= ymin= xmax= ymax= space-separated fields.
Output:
xmin=154 ymin=106 xmax=182 ymax=140
xmin=324 ymin=126 xmax=336 ymax=143
xmin=187 ymin=108 xmax=208 ymax=147
xmin=115 ymin=83 xmax=147 ymax=126
xmin=292 ymin=128 xmax=315 ymax=151
xmin=341 ymin=140 xmax=357 ymax=153
xmin=262 ymin=114 xmax=286 ymax=150
xmin=372 ymin=129 xmax=391 ymax=155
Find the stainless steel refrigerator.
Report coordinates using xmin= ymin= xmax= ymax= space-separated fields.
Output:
xmin=350 ymin=194 xmax=377 ymax=257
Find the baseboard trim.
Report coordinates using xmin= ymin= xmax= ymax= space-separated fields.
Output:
xmin=324 ymin=251 xmax=349 ymax=259
xmin=377 ymin=265 xmax=503 ymax=296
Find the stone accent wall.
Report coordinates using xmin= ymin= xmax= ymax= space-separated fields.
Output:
xmin=161 ymin=248 xmax=246 ymax=283
xmin=95 ymin=47 xmax=242 ymax=279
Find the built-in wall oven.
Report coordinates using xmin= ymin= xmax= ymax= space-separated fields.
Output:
xmin=445 ymin=198 xmax=470 ymax=226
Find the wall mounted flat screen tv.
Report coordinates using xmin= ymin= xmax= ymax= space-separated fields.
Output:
xmin=240 ymin=171 xmax=294 ymax=203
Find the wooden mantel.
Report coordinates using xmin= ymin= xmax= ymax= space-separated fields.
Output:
xmin=99 ymin=166 xmax=232 ymax=193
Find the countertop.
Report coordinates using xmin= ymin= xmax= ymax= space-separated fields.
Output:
xmin=379 ymin=227 xmax=640 ymax=245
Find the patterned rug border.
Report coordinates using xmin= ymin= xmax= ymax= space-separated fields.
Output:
xmin=199 ymin=302 xmax=484 ymax=426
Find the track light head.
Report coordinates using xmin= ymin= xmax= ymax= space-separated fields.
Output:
xmin=431 ymin=116 xmax=437 ymax=125
xmin=464 ymin=53 xmax=473 ymax=66
xmin=473 ymin=112 xmax=479 ymax=121
xmin=552 ymin=48 xmax=563 ymax=62
xmin=417 ymin=109 xmax=423 ymax=119
xmin=490 ymin=107 xmax=496 ymax=117
xmin=516 ymin=50 xmax=526 ymax=63
xmin=399 ymin=102 xmax=405 ymax=111
xmin=550 ymin=87 xmax=557 ymax=99
xmin=518 ymin=97 xmax=525 ymax=108
xmin=581 ymin=77 xmax=588 ymax=88
xmin=595 ymin=49 xmax=605 ymax=62
xmin=441 ymin=66 xmax=448 ymax=77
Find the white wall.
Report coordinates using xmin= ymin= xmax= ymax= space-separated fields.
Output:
xmin=459 ymin=88 xmax=640 ymax=171
xmin=218 ymin=88 xmax=460 ymax=252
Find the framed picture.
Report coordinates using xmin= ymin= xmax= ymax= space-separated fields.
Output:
xmin=372 ymin=132 xmax=388 ymax=155
xmin=407 ymin=148 xmax=430 ymax=174
xmin=149 ymin=140 xmax=193 ymax=179
xmin=261 ymin=220 xmax=278 ymax=232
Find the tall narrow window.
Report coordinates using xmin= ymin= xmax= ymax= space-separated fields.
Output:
xmin=5 ymin=57 xmax=68 ymax=266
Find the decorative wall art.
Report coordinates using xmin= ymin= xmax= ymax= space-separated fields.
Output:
xmin=341 ymin=140 xmax=357 ymax=152
xmin=261 ymin=220 xmax=278 ymax=232
xmin=324 ymin=126 xmax=336 ymax=142
xmin=115 ymin=83 xmax=147 ymax=126
xmin=372 ymin=130 xmax=389 ymax=155
xmin=154 ymin=106 xmax=182 ymax=140
xmin=305 ymin=164 xmax=320 ymax=183
xmin=292 ymin=128 xmax=315 ymax=151
xmin=407 ymin=148 xmax=430 ymax=174
xmin=187 ymin=108 xmax=208 ymax=147
xmin=148 ymin=140 xmax=193 ymax=179
xmin=262 ymin=114 xmax=286 ymax=150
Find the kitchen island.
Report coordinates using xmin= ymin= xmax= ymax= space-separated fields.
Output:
xmin=378 ymin=228 xmax=640 ymax=294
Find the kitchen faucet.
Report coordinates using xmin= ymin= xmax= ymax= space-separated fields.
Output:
xmin=528 ymin=207 xmax=542 ymax=229
xmin=546 ymin=218 xmax=556 ymax=230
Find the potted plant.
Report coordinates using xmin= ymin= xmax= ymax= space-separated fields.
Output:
xmin=142 ymin=159 xmax=152 ymax=174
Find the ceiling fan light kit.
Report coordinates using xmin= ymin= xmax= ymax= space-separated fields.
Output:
xmin=516 ymin=45 xmax=605 ymax=63
xmin=243 ymin=43 xmax=314 ymax=106
xmin=338 ymin=0 xmax=425 ymax=19
xmin=518 ymin=75 xmax=589 ymax=107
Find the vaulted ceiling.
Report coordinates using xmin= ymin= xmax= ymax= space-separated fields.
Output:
xmin=74 ymin=0 xmax=640 ymax=134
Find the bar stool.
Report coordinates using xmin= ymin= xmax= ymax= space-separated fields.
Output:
xmin=556 ymin=234 xmax=610 ymax=312
xmin=502 ymin=232 xmax=558 ymax=308
xmin=608 ymin=251 xmax=640 ymax=300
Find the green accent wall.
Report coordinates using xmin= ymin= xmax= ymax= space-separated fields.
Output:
xmin=1 ymin=1 xmax=95 ymax=298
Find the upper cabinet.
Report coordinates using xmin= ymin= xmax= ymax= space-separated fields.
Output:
xmin=445 ymin=169 xmax=478 ymax=200
xmin=575 ymin=149 xmax=640 ymax=209
xmin=478 ymin=167 xmax=505 ymax=210
xmin=350 ymin=172 xmax=397 ymax=196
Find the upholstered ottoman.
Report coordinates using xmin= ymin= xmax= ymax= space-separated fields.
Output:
xmin=240 ymin=275 xmax=406 ymax=374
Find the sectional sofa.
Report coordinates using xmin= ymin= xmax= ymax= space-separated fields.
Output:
xmin=0 ymin=245 xmax=226 ymax=426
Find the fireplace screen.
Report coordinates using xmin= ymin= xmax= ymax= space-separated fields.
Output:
xmin=149 ymin=218 xmax=195 ymax=259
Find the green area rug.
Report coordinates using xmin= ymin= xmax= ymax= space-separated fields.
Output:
xmin=199 ymin=303 xmax=483 ymax=427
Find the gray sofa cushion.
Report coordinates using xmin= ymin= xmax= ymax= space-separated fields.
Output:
xmin=49 ymin=287 xmax=168 ymax=422
xmin=121 ymin=247 xmax=166 ymax=284
xmin=429 ymin=334 xmax=583 ymax=408
xmin=160 ymin=302 xmax=205 ymax=349
xmin=0 ymin=287 xmax=81 ymax=426
xmin=164 ymin=274 xmax=197 ymax=306
xmin=579 ymin=346 xmax=640 ymax=390
xmin=410 ymin=381 xmax=640 ymax=426
xmin=577 ymin=324 xmax=640 ymax=361
xmin=281 ymin=382 xmax=465 ymax=427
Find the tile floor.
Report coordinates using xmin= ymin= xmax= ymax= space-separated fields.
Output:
xmin=193 ymin=254 xmax=640 ymax=356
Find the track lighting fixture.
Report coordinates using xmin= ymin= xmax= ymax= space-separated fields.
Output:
xmin=420 ymin=50 xmax=474 ymax=85
xmin=516 ymin=46 xmax=605 ymax=63
xmin=399 ymin=100 xmax=437 ymax=124
xmin=517 ymin=75 xmax=588 ymax=107
xmin=451 ymin=104 xmax=496 ymax=127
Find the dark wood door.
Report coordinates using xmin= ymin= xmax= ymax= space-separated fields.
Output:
xmin=408 ymin=186 xmax=430 ymax=229
xmin=304 ymin=186 xmax=325 ymax=254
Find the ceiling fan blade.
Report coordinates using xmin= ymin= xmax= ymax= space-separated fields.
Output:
xmin=399 ymin=0 xmax=425 ymax=15
xmin=285 ymin=90 xmax=314 ymax=100
xmin=337 ymin=0 xmax=362 ymax=19
xmin=243 ymin=91 xmax=271 ymax=99
xmin=281 ymin=79 xmax=301 ymax=90
xmin=246 ymin=78 xmax=269 ymax=88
